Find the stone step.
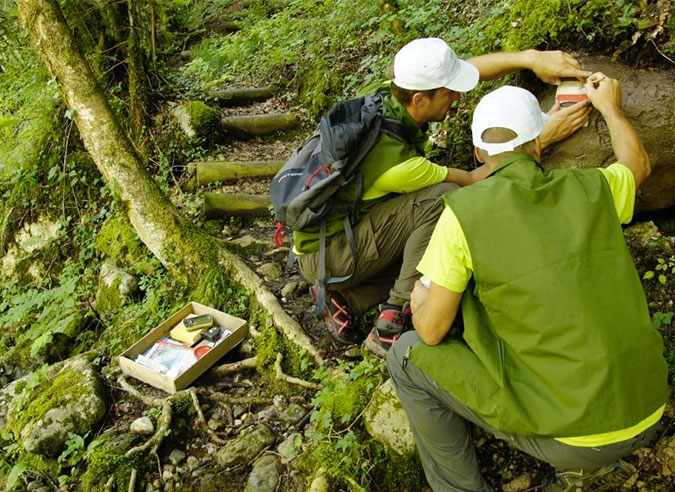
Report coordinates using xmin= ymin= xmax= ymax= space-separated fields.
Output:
xmin=190 ymin=160 xmax=284 ymax=186
xmin=204 ymin=192 xmax=271 ymax=218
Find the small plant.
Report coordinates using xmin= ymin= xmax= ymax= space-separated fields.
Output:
xmin=642 ymin=255 xmax=675 ymax=285
xmin=652 ymin=311 xmax=675 ymax=331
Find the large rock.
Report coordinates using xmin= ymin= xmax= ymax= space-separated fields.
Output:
xmin=6 ymin=356 xmax=108 ymax=456
xmin=540 ymin=56 xmax=675 ymax=213
xmin=171 ymin=101 xmax=221 ymax=139
xmin=215 ymin=424 xmax=275 ymax=468
xmin=95 ymin=259 xmax=138 ymax=315
xmin=363 ymin=379 xmax=415 ymax=456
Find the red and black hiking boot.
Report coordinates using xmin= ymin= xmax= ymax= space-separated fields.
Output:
xmin=310 ymin=286 xmax=362 ymax=345
xmin=364 ymin=302 xmax=412 ymax=358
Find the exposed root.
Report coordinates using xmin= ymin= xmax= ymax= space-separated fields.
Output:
xmin=210 ymin=393 xmax=273 ymax=405
xmin=125 ymin=398 xmax=172 ymax=457
xmin=105 ymin=475 xmax=114 ymax=492
xmin=189 ymin=388 xmax=228 ymax=445
xmin=128 ymin=469 xmax=137 ymax=492
xmin=275 ymin=353 xmax=322 ymax=390
xmin=248 ymin=324 xmax=261 ymax=338
xmin=345 ymin=476 xmax=367 ymax=492
xmin=211 ymin=355 xmax=258 ymax=376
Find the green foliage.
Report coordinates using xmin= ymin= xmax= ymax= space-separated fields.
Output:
xmin=642 ymin=255 xmax=675 ymax=285
xmin=95 ymin=215 xmax=155 ymax=275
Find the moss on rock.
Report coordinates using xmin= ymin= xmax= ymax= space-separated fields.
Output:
xmin=95 ymin=215 xmax=155 ymax=275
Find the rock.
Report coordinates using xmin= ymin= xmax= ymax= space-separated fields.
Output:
xmin=230 ymin=235 xmax=273 ymax=250
xmin=170 ymin=101 xmax=221 ymax=139
xmin=343 ymin=347 xmax=363 ymax=359
xmin=258 ymin=262 xmax=282 ymax=281
xmin=308 ymin=470 xmax=329 ymax=492
xmin=279 ymin=403 xmax=308 ymax=425
xmin=130 ymin=416 xmax=155 ymax=435
xmin=0 ymin=378 xmax=23 ymax=431
xmin=244 ymin=454 xmax=281 ymax=492
xmin=80 ymin=430 xmax=142 ymax=492
xmin=502 ymin=473 xmax=532 ymax=492
xmin=215 ymin=424 xmax=275 ymax=468
xmin=168 ymin=449 xmax=186 ymax=465
xmin=208 ymin=418 xmax=224 ymax=431
xmin=1 ymin=216 xmax=61 ymax=278
xmin=6 ymin=356 xmax=108 ymax=456
xmin=27 ymin=481 xmax=44 ymax=491
xmin=35 ymin=487 xmax=50 ymax=492
xmin=95 ymin=259 xmax=138 ymax=315
xmin=186 ymin=455 xmax=200 ymax=471
xmin=277 ymin=432 xmax=302 ymax=464
xmin=280 ymin=279 xmax=310 ymax=299
xmin=539 ymin=55 xmax=675 ymax=213
xmin=363 ymin=378 xmax=415 ymax=456
xmin=625 ymin=221 xmax=674 ymax=253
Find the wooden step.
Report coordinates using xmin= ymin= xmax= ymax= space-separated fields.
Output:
xmin=208 ymin=87 xmax=274 ymax=106
xmin=220 ymin=113 xmax=298 ymax=135
xmin=204 ymin=192 xmax=271 ymax=218
xmin=191 ymin=160 xmax=284 ymax=186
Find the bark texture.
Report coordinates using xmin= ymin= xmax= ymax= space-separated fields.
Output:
xmin=221 ymin=113 xmax=299 ymax=135
xmin=208 ymin=87 xmax=274 ymax=106
xmin=16 ymin=0 xmax=323 ymax=367
xmin=204 ymin=192 xmax=272 ymax=218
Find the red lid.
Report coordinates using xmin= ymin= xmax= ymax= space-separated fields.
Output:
xmin=194 ymin=346 xmax=212 ymax=359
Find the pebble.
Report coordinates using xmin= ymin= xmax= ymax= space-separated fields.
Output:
xmin=502 ymin=473 xmax=532 ymax=492
xmin=279 ymin=403 xmax=308 ymax=425
xmin=130 ymin=416 xmax=155 ymax=435
xmin=258 ymin=262 xmax=282 ymax=280
xmin=187 ymin=455 xmax=200 ymax=470
xmin=273 ymin=395 xmax=287 ymax=410
xmin=208 ymin=418 xmax=224 ymax=431
xmin=168 ymin=449 xmax=186 ymax=466
xmin=245 ymin=454 xmax=281 ymax=492
xmin=280 ymin=279 xmax=310 ymax=299
xmin=27 ymin=482 xmax=44 ymax=491
xmin=277 ymin=432 xmax=303 ymax=463
xmin=162 ymin=470 xmax=173 ymax=482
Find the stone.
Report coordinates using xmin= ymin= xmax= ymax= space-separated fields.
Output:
xmin=625 ymin=221 xmax=674 ymax=253
xmin=279 ymin=403 xmax=307 ymax=425
xmin=215 ymin=424 xmax=275 ymax=468
xmin=186 ymin=455 xmax=200 ymax=470
xmin=539 ymin=55 xmax=675 ymax=213
xmin=168 ymin=449 xmax=187 ymax=465
xmin=258 ymin=262 xmax=282 ymax=281
xmin=277 ymin=432 xmax=302 ymax=464
xmin=27 ymin=481 xmax=44 ymax=491
xmin=308 ymin=471 xmax=329 ymax=492
xmin=502 ymin=473 xmax=532 ymax=492
xmin=280 ymin=279 xmax=310 ymax=299
xmin=170 ymin=101 xmax=221 ymax=139
xmin=7 ymin=356 xmax=108 ymax=456
xmin=230 ymin=235 xmax=273 ymax=250
xmin=244 ymin=454 xmax=281 ymax=492
xmin=0 ymin=378 xmax=23 ymax=431
xmin=1 ymin=217 xmax=61 ymax=278
xmin=80 ymin=430 xmax=141 ymax=492
xmin=363 ymin=378 xmax=415 ymax=456
xmin=130 ymin=416 xmax=155 ymax=435
xmin=95 ymin=259 xmax=138 ymax=315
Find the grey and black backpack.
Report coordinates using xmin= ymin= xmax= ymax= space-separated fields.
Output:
xmin=270 ymin=93 xmax=408 ymax=315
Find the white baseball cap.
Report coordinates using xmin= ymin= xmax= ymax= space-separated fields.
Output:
xmin=393 ymin=38 xmax=479 ymax=92
xmin=471 ymin=86 xmax=549 ymax=156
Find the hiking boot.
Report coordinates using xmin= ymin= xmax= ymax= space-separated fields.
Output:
xmin=542 ymin=460 xmax=637 ymax=492
xmin=310 ymin=286 xmax=361 ymax=345
xmin=364 ymin=302 xmax=412 ymax=358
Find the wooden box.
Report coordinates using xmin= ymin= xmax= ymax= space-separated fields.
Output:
xmin=119 ymin=302 xmax=248 ymax=394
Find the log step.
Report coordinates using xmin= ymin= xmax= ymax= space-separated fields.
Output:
xmin=220 ymin=113 xmax=298 ymax=135
xmin=204 ymin=192 xmax=271 ymax=218
xmin=208 ymin=87 xmax=275 ymax=106
xmin=192 ymin=160 xmax=284 ymax=186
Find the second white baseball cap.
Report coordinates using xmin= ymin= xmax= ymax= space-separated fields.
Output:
xmin=471 ymin=86 xmax=549 ymax=156
xmin=393 ymin=38 xmax=479 ymax=93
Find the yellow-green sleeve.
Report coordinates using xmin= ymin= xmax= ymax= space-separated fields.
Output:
xmin=417 ymin=207 xmax=473 ymax=293
xmin=366 ymin=156 xmax=448 ymax=198
xmin=597 ymin=163 xmax=636 ymax=224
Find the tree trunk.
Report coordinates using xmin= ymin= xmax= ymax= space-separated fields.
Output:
xmin=221 ymin=113 xmax=299 ymax=135
xmin=204 ymin=192 xmax=272 ymax=218
xmin=193 ymin=160 xmax=284 ymax=185
xmin=15 ymin=0 xmax=323 ymax=367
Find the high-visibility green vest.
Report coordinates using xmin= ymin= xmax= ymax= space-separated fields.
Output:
xmin=410 ymin=153 xmax=667 ymax=437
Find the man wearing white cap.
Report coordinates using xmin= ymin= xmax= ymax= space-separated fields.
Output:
xmin=294 ymin=37 xmax=591 ymax=354
xmin=387 ymin=77 xmax=667 ymax=491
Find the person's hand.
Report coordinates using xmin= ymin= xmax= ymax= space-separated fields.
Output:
xmin=410 ymin=280 xmax=429 ymax=313
xmin=585 ymin=72 xmax=622 ymax=115
xmin=528 ymin=50 xmax=591 ymax=84
xmin=539 ymin=99 xmax=592 ymax=148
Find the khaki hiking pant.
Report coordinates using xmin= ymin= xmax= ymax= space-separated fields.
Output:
xmin=296 ymin=182 xmax=457 ymax=315
xmin=388 ymin=331 xmax=660 ymax=492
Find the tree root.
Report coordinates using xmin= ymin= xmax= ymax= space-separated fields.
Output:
xmin=189 ymin=388 xmax=228 ymax=445
xmin=211 ymin=356 xmax=258 ymax=376
xmin=275 ymin=353 xmax=322 ymax=390
xmin=125 ymin=398 xmax=172 ymax=457
xmin=105 ymin=476 xmax=114 ymax=492
xmin=128 ymin=469 xmax=137 ymax=492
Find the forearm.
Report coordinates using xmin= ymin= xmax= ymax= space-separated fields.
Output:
xmin=412 ymin=305 xmax=452 ymax=346
xmin=468 ymin=50 xmax=535 ymax=81
xmin=602 ymin=108 xmax=650 ymax=187
xmin=445 ymin=164 xmax=491 ymax=187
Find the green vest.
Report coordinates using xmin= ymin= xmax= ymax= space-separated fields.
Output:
xmin=293 ymin=84 xmax=428 ymax=254
xmin=411 ymin=153 xmax=667 ymax=437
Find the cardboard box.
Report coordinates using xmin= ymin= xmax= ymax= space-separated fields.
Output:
xmin=119 ymin=302 xmax=248 ymax=394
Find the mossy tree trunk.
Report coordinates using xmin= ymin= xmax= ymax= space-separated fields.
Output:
xmin=15 ymin=0 xmax=324 ymax=366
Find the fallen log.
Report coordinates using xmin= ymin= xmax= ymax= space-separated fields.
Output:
xmin=220 ymin=20 xmax=241 ymax=32
xmin=208 ymin=86 xmax=275 ymax=106
xmin=220 ymin=113 xmax=298 ymax=135
xmin=204 ymin=192 xmax=271 ymax=218
xmin=193 ymin=160 xmax=284 ymax=185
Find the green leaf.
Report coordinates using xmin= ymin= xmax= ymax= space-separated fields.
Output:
xmin=0 ymin=116 xmax=21 ymax=131
xmin=6 ymin=461 xmax=28 ymax=490
xmin=642 ymin=271 xmax=655 ymax=280
xmin=658 ymin=275 xmax=667 ymax=285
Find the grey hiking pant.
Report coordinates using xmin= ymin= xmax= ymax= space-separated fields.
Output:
xmin=387 ymin=331 xmax=659 ymax=492
xmin=296 ymin=183 xmax=457 ymax=315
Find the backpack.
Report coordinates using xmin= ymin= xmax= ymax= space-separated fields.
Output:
xmin=269 ymin=93 xmax=409 ymax=315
